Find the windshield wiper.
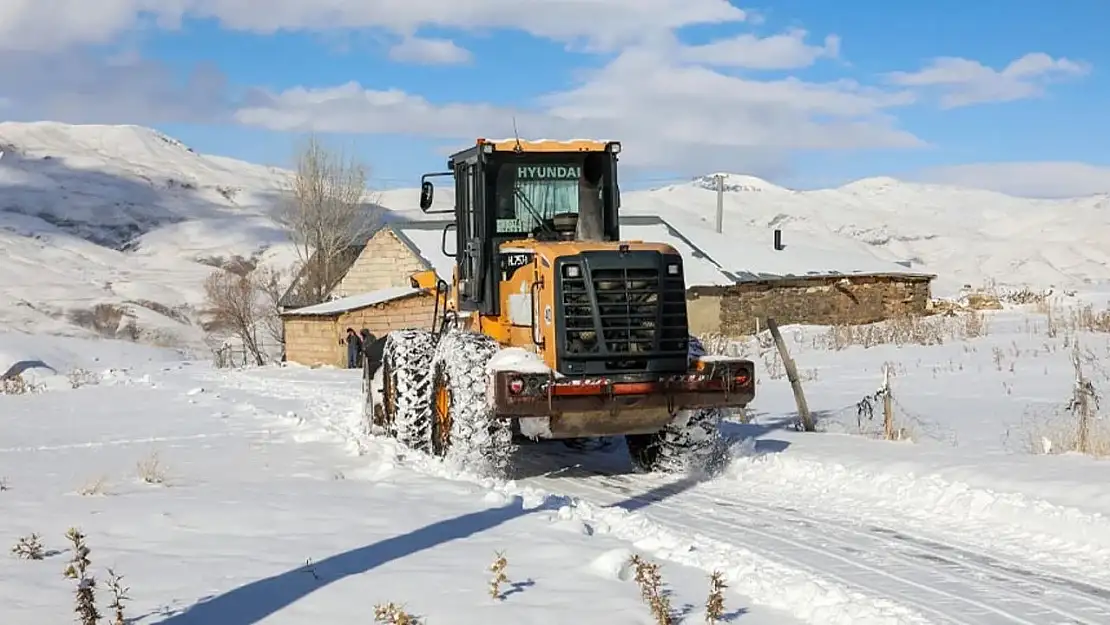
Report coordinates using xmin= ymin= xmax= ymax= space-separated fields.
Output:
xmin=512 ymin=186 xmax=558 ymax=237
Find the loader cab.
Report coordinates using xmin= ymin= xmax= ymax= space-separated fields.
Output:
xmin=418 ymin=139 xmax=623 ymax=316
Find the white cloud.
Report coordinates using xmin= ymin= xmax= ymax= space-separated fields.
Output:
xmin=914 ymin=162 xmax=1110 ymax=198
xmin=235 ymin=43 xmax=922 ymax=175
xmin=887 ymin=52 xmax=1090 ymax=108
xmin=0 ymin=50 xmax=231 ymax=125
xmin=388 ymin=36 xmax=471 ymax=64
xmin=680 ymin=28 xmax=840 ymax=70
xmin=0 ymin=0 xmax=746 ymax=52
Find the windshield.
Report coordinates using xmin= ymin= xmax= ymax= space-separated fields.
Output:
xmin=493 ymin=161 xmax=602 ymax=236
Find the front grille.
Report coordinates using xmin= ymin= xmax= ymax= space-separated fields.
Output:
xmin=556 ymin=251 xmax=689 ymax=376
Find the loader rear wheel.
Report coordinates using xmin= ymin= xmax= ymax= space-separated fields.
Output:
xmin=626 ymin=407 xmax=725 ymax=475
xmin=430 ymin=329 xmax=515 ymax=477
xmin=380 ymin=329 xmax=437 ymax=452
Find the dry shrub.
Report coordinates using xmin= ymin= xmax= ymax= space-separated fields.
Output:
xmin=819 ymin=311 xmax=988 ymax=350
xmin=63 ymin=528 xmax=100 ymax=625
xmin=106 ymin=569 xmax=130 ymax=625
xmin=373 ymin=602 xmax=422 ymax=624
xmin=136 ymin=452 xmax=167 ymax=485
xmin=11 ymin=533 xmax=45 ymax=560
xmin=1035 ymin=303 xmax=1110 ymax=340
xmin=705 ymin=570 xmax=727 ymax=623
xmin=68 ymin=368 xmax=100 ymax=389
xmin=78 ymin=475 xmax=110 ymax=496
xmin=629 ymin=554 xmax=674 ymax=625
xmin=68 ymin=303 xmax=131 ymax=337
xmin=1 ymin=374 xmax=41 ymax=395
xmin=488 ymin=551 xmax=509 ymax=600
xmin=1075 ymin=304 xmax=1110 ymax=333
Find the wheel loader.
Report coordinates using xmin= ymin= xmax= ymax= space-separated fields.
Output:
xmin=366 ymin=137 xmax=755 ymax=476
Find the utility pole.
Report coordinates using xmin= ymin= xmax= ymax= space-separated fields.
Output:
xmin=714 ymin=173 xmax=724 ymax=233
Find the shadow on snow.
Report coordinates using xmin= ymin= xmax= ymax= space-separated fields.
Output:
xmin=149 ymin=418 xmax=792 ymax=623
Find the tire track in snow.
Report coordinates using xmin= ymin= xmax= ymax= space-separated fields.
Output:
xmin=0 ymin=430 xmax=271 ymax=453
xmin=524 ymin=462 xmax=1110 ymax=625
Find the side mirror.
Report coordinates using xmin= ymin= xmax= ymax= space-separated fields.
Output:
xmin=419 ymin=181 xmax=434 ymax=211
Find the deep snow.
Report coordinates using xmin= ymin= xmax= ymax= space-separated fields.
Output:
xmin=0 ymin=335 xmax=799 ymax=625
xmin=5 ymin=299 xmax=1110 ymax=624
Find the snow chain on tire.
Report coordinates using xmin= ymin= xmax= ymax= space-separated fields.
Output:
xmin=628 ymin=407 xmax=726 ymax=475
xmin=431 ymin=329 xmax=515 ymax=478
xmin=381 ymin=329 xmax=437 ymax=451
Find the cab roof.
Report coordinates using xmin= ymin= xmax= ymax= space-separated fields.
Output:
xmin=475 ymin=138 xmax=614 ymax=152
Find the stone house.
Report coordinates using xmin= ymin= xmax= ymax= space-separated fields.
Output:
xmin=672 ymin=223 xmax=936 ymax=336
xmin=281 ymin=286 xmax=436 ymax=367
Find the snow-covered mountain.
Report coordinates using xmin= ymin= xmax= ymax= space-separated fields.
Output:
xmin=0 ymin=122 xmax=295 ymax=349
xmin=1 ymin=121 xmax=1107 ymax=349
xmin=629 ymin=173 xmax=1110 ymax=295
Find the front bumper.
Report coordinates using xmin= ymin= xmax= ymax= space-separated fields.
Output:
xmin=490 ymin=357 xmax=755 ymax=419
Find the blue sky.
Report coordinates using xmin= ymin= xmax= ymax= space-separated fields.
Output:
xmin=1 ymin=0 xmax=1107 ymax=196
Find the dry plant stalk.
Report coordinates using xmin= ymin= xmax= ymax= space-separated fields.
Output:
xmin=63 ymin=528 xmax=101 ymax=625
xmin=705 ymin=570 xmax=728 ymax=623
xmin=11 ymin=533 xmax=45 ymax=560
xmin=373 ymin=602 xmax=422 ymax=624
xmin=79 ymin=475 xmax=110 ymax=496
xmin=488 ymin=551 xmax=509 ymax=600
xmin=629 ymin=554 xmax=674 ymax=625
xmin=106 ymin=569 xmax=130 ymax=625
xmin=136 ymin=452 xmax=166 ymax=484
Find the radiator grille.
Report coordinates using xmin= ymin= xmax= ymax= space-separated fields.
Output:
xmin=557 ymin=252 xmax=688 ymax=374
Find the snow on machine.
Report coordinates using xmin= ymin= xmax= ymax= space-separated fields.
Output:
xmin=365 ymin=138 xmax=755 ymax=476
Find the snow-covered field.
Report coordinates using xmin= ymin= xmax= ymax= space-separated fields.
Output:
xmin=5 ymin=299 xmax=1110 ymax=624
xmin=2 ymin=121 xmax=1110 ymax=352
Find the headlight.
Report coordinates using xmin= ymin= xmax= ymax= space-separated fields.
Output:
xmin=564 ymin=265 xmax=581 ymax=278
xmin=666 ymin=263 xmax=680 ymax=275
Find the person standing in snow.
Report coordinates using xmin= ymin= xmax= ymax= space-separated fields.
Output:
xmin=345 ymin=327 xmax=362 ymax=369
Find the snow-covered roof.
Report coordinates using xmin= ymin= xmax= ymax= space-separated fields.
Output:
xmin=661 ymin=221 xmax=934 ymax=282
xmin=282 ymin=286 xmax=427 ymax=316
xmin=391 ymin=224 xmax=457 ymax=282
xmin=377 ymin=214 xmax=929 ymax=289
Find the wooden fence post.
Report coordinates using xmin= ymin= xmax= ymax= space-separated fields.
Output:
xmin=882 ymin=364 xmax=895 ymax=440
xmin=766 ymin=318 xmax=814 ymax=431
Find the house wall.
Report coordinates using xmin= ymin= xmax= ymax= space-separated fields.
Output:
xmin=332 ymin=228 xmax=428 ymax=298
xmin=687 ymin=274 xmax=933 ymax=337
xmin=282 ymin=316 xmax=340 ymax=367
xmin=282 ymin=292 xmax=437 ymax=367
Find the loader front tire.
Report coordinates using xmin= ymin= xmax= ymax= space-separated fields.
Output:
xmin=380 ymin=329 xmax=437 ymax=452
xmin=430 ymin=329 xmax=515 ymax=478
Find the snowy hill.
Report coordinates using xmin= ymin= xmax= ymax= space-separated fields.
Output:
xmin=2 ymin=121 xmax=1109 ymax=349
xmin=0 ymin=122 xmax=296 ymax=349
xmin=632 ymin=173 xmax=1110 ymax=295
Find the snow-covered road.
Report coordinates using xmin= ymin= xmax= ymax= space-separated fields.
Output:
xmin=522 ymin=448 xmax=1110 ymax=625
xmin=207 ymin=364 xmax=1110 ymax=625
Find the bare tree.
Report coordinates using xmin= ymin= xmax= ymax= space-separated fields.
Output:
xmin=253 ymin=265 xmax=286 ymax=352
xmin=278 ymin=134 xmax=378 ymax=305
xmin=203 ymin=269 xmax=267 ymax=366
